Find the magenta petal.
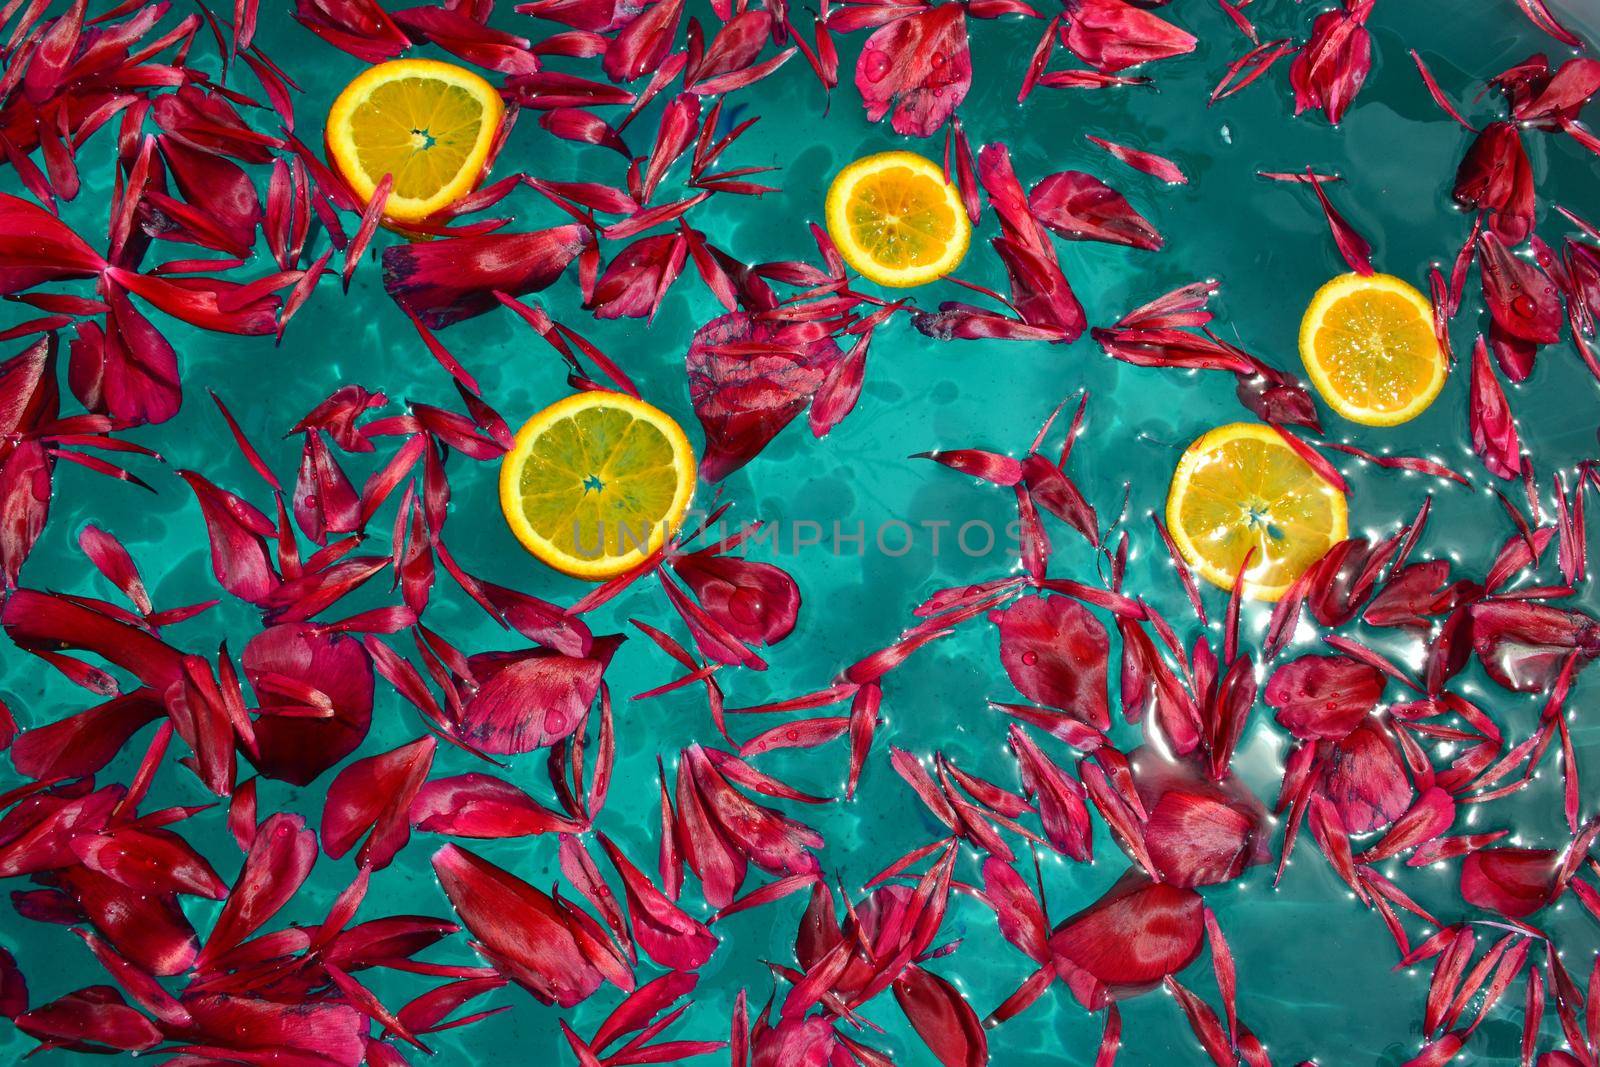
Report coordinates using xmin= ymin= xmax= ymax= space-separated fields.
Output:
xmin=3 ymin=589 xmax=184 ymax=692
xmin=294 ymin=0 xmax=412 ymax=61
xmin=672 ymin=547 xmax=799 ymax=648
xmin=294 ymin=431 xmax=362 ymax=545
xmin=1060 ymin=0 xmax=1196 ymax=74
xmin=457 ymin=641 xmax=612 ymax=754
xmin=687 ymin=312 xmax=842 ymax=481
xmin=1009 ymin=726 xmax=1092 ymax=861
xmin=178 ymin=470 xmax=280 ymax=605
xmin=1047 ymin=870 xmax=1204 ymax=1007
xmin=1028 ymin=170 xmax=1162 ymax=251
xmin=980 ymin=856 xmax=1049 ymax=963
xmin=1287 ymin=2 xmax=1373 ymax=124
xmin=1453 ymin=122 xmax=1535 ymax=246
xmin=1317 ymin=721 xmax=1414 ymax=833
xmin=172 ymin=994 xmax=368 ymax=1066
xmin=686 ymin=745 xmax=822 ymax=879
xmin=602 ymin=0 xmax=683 ymax=82
xmin=244 ymin=624 xmax=373 ymax=785
xmin=71 ymin=826 xmax=228 ymax=899
xmin=1132 ymin=750 xmax=1271 ymax=887
xmin=411 ymin=772 xmax=586 ymax=837
xmin=1469 ymin=600 xmax=1599 ymax=692
xmin=587 ymin=232 xmax=689 ymax=320
xmin=1460 ymin=848 xmax=1559 ymax=918
xmin=9 ymin=692 xmax=164 ymax=783
xmin=58 ymin=867 xmax=199 ymax=977
xmin=1264 ymin=654 xmax=1384 ymax=740
xmin=893 ymin=964 xmax=987 ymax=1067
xmin=597 ymin=833 xmax=717 ymax=971
xmin=432 ymin=843 xmax=632 ymax=1006
xmin=0 ymin=334 xmax=61 ymax=437
xmin=1468 ymin=336 xmax=1523 ymax=481
xmin=194 ymin=812 xmax=317 ymax=971
xmin=321 ymin=736 xmax=435 ymax=869
xmin=1477 ymin=231 xmax=1563 ymax=345
xmin=0 ymin=440 xmax=51 ymax=588
xmin=992 ymin=594 xmax=1110 ymax=730
xmin=0 ymin=192 xmax=106 ymax=292
xmin=383 ymin=226 xmax=591 ymax=328
xmin=16 ymin=986 xmax=161 ymax=1053
xmin=855 ymin=5 xmax=972 ymax=137
xmin=977 ymin=144 xmax=1088 ymax=338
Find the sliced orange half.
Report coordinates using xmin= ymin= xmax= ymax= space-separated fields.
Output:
xmin=326 ymin=58 xmax=503 ymax=224
xmin=499 ymin=392 xmax=697 ymax=581
xmin=1299 ymin=272 xmax=1447 ymax=427
xmin=824 ymin=150 xmax=970 ymax=288
xmin=1165 ymin=422 xmax=1348 ymax=602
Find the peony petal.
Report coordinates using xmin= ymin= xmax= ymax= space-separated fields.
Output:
xmin=992 ymin=595 xmax=1110 ymax=730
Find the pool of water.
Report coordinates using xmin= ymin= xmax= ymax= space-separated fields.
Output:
xmin=2 ymin=0 xmax=1599 ymax=1063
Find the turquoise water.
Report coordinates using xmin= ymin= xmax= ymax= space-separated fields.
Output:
xmin=2 ymin=0 xmax=1600 ymax=1063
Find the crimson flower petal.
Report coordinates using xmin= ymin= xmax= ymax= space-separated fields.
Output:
xmin=1028 ymin=170 xmax=1162 ymax=250
xmin=1264 ymin=654 xmax=1384 ymax=740
xmin=16 ymin=986 xmax=160 ymax=1053
xmin=992 ymin=595 xmax=1110 ymax=730
xmin=383 ymin=226 xmax=591 ymax=328
xmin=432 ymin=843 xmax=632 ymax=1006
xmin=411 ymin=772 xmax=586 ymax=837
xmin=1460 ymin=848 xmax=1559 ymax=918
xmin=687 ymin=312 xmax=842 ymax=481
xmin=1060 ymin=0 xmax=1196 ymax=74
xmin=893 ymin=964 xmax=987 ymax=1067
xmin=321 ymin=736 xmax=435 ymax=870
xmin=194 ymin=812 xmax=317 ymax=972
xmin=1047 ymin=870 xmax=1204 ymax=1008
xmin=244 ymin=624 xmax=373 ymax=785
xmin=855 ymin=5 xmax=971 ymax=137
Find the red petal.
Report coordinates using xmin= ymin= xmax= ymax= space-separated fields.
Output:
xmin=1460 ymin=848 xmax=1560 ymax=918
xmin=992 ymin=594 xmax=1110 ymax=730
xmin=1264 ymin=654 xmax=1384 ymax=740
xmin=383 ymin=226 xmax=591 ymax=328
xmin=855 ymin=5 xmax=971 ymax=137
xmin=1028 ymin=170 xmax=1162 ymax=250
xmin=1060 ymin=0 xmax=1196 ymax=73
xmin=893 ymin=964 xmax=987 ymax=1067
xmin=321 ymin=736 xmax=435 ymax=869
xmin=1047 ymin=870 xmax=1204 ymax=1007
xmin=432 ymin=843 xmax=631 ymax=1006
xmin=411 ymin=772 xmax=586 ymax=837
xmin=243 ymin=624 xmax=373 ymax=785
xmin=195 ymin=812 xmax=317 ymax=971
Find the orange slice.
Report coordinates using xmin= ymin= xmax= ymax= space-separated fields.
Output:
xmin=1298 ymin=272 xmax=1447 ymax=427
xmin=824 ymin=150 xmax=970 ymax=288
xmin=499 ymin=392 xmax=696 ymax=581
xmin=1165 ymin=422 xmax=1349 ymax=602
xmin=326 ymin=58 xmax=503 ymax=224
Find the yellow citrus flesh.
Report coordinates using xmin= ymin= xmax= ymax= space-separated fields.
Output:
xmin=1298 ymin=272 xmax=1447 ymax=427
xmin=326 ymin=58 xmax=503 ymax=223
xmin=824 ymin=150 xmax=970 ymax=288
xmin=499 ymin=392 xmax=697 ymax=581
xmin=1165 ymin=423 xmax=1348 ymax=602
